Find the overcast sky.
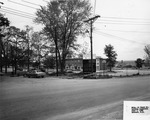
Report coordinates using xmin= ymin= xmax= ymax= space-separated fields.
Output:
xmin=1 ymin=0 xmax=150 ymax=61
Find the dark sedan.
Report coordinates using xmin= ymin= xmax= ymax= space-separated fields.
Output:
xmin=25 ymin=70 xmax=46 ymax=78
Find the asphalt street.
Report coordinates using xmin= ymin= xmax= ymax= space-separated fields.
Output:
xmin=0 ymin=76 xmax=150 ymax=120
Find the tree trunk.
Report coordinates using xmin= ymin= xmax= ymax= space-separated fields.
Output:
xmin=58 ymin=52 xmax=66 ymax=74
xmin=109 ymin=67 xmax=112 ymax=72
xmin=57 ymin=48 xmax=66 ymax=74
xmin=14 ymin=56 xmax=17 ymax=74
xmin=0 ymin=39 xmax=2 ymax=72
xmin=5 ymin=58 xmax=7 ymax=73
xmin=0 ymin=65 xmax=2 ymax=72
xmin=0 ymin=55 xmax=2 ymax=72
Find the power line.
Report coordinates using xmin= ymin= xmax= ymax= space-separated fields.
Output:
xmin=101 ymin=16 xmax=150 ymax=21
xmin=95 ymin=28 xmax=150 ymax=33
xmin=94 ymin=31 xmax=147 ymax=45
xmin=22 ymin=0 xmax=41 ymax=7
xmin=8 ymin=0 xmax=38 ymax=9
xmin=1 ymin=8 xmax=35 ymax=18
xmin=2 ymin=6 xmax=35 ymax=17
xmin=0 ymin=9 xmax=34 ymax=19
xmin=95 ymin=21 xmax=150 ymax=25
xmin=97 ymin=19 xmax=150 ymax=24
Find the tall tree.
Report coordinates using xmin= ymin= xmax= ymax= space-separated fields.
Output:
xmin=0 ymin=14 xmax=9 ymax=27
xmin=77 ymin=41 xmax=90 ymax=58
xmin=43 ymin=55 xmax=55 ymax=69
xmin=135 ymin=58 xmax=143 ymax=68
xmin=135 ymin=58 xmax=143 ymax=74
xmin=34 ymin=0 xmax=92 ymax=73
xmin=5 ymin=26 xmax=30 ymax=73
xmin=144 ymin=45 xmax=150 ymax=67
xmin=104 ymin=44 xmax=117 ymax=71
xmin=6 ymin=26 xmax=23 ymax=74
xmin=0 ymin=14 xmax=9 ymax=72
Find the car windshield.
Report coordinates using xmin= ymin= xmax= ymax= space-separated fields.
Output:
xmin=35 ymin=70 xmax=41 ymax=72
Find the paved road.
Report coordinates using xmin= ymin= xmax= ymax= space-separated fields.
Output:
xmin=0 ymin=76 xmax=150 ymax=120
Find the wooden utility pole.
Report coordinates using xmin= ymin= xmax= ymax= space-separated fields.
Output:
xmin=84 ymin=15 xmax=100 ymax=73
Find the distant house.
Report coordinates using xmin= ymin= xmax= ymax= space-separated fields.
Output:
xmin=83 ymin=59 xmax=96 ymax=73
xmin=65 ymin=57 xmax=107 ymax=72
xmin=116 ymin=60 xmax=136 ymax=68
xmin=65 ymin=58 xmax=83 ymax=71
xmin=96 ymin=57 xmax=107 ymax=72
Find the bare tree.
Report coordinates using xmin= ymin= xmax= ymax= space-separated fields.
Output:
xmin=0 ymin=14 xmax=9 ymax=72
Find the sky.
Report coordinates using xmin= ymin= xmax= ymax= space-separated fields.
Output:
xmin=0 ymin=0 xmax=150 ymax=61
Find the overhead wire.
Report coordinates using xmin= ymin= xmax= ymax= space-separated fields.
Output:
xmin=95 ymin=28 xmax=150 ymax=33
xmin=22 ymin=0 xmax=41 ymax=7
xmin=2 ymin=6 xmax=35 ymax=17
xmin=95 ymin=21 xmax=150 ymax=25
xmin=95 ymin=16 xmax=150 ymax=26
xmin=7 ymin=0 xmax=38 ymax=9
xmin=93 ymin=31 xmax=147 ymax=45
xmin=97 ymin=19 xmax=150 ymax=24
xmin=1 ymin=8 xmax=35 ymax=18
xmin=0 ymin=9 xmax=35 ymax=19
xmin=101 ymin=16 xmax=150 ymax=21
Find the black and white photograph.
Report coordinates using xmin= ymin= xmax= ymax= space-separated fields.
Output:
xmin=1 ymin=0 xmax=150 ymax=120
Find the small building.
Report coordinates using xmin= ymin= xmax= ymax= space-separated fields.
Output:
xmin=96 ymin=57 xmax=107 ymax=72
xmin=83 ymin=57 xmax=107 ymax=73
xmin=65 ymin=58 xmax=83 ymax=71
xmin=116 ymin=60 xmax=136 ymax=68
xmin=65 ymin=56 xmax=107 ymax=73
xmin=83 ymin=59 xmax=96 ymax=73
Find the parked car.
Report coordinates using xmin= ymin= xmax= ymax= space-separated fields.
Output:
xmin=16 ymin=69 xmax=27 ymax=76
xmin=25 ymin=70 xmax=46 ymax=78
xmin=65 ymin=69 xmax=73 ymax=73
xmin=0 ymin=72 xmax=4 ymax=76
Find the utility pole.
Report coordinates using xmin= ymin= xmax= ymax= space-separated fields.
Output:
xmin=84 ymin=15 xmax=100 ymax=73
